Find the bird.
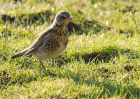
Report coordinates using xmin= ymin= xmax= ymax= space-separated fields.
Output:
xmin=11 ymin=11 xmax=72 ymax=70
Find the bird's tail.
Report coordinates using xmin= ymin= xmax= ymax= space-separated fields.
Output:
xmin=11 ymin=49 xmax=28 ymax=59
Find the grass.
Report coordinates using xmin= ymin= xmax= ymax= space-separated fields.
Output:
xmin=0 ymin=0 xmax=140 ymax=98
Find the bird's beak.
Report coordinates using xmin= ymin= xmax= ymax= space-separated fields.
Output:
xmin=68 ymin=17 xmax=72 ymax=21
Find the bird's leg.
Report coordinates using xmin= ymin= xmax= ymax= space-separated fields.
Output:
xmin=37 ymin=54 xmax=46 ymax=72
xmin=51 ymin=59 xmax=57 ymax=67
xmin=46 ymin=59 xmax=51 ymax=68
xmin=39 ymin=59 xmax=46 ymax=71
xmin=51 ymin=59 xmax=53 ymax=66
xmin=46 ymin=59 xmax=56 ymax=67
xmin=38 ymin=58 xmax=52 ymax=76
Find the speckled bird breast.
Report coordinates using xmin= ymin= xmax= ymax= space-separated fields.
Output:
xmin=41 ymin=34 xmax=69 ymax=60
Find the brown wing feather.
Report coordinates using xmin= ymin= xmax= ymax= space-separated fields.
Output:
xmin=11 ymin=27 xmax=55 ymax=59
xmin=25 ymin=27 xmax=55 ymax=54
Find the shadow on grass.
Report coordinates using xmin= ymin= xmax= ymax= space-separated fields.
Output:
xmin=1 ymin=46 xmax=140 ymax=98
xmin=120 ymin=48 xmax=140 ymax=59
xmin=58 ymin=46 xmax=140 ymax=66
xmin=0 ymin=68 xmax=57 ymax=90
xmin=120 ymin=5 xmax=138 ymax=15
xmin=0 ymin=69 xmax=38 ymax=90
xmin=68 ymin=19 xmax=112 ymax=35
xmin=1 ymin=10 xmax=51 ymax=26
xmin=1 ymin=11 xmax=111 ymax=35
xmin=57 ymin=46 xmax=119 ymax=65
xmin=82 ymin=47 xmax=118 ymax=63
xmin=2 ymin=10 xmax=133 ymax=37
xmin=47 ymin=69 xmax=140 ymax=98
xmin=1 ymin=62 xmax=140 ymax=98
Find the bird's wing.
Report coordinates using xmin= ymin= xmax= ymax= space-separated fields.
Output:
xmin=25 ymin=27 xmax=55 ymax=55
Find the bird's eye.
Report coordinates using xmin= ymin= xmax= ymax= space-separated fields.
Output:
xmin=61 ymin=16 xmax=66 ymax=19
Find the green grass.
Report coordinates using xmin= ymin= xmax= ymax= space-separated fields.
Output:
xmin=0 ymin=0 xmax=140 ymax=98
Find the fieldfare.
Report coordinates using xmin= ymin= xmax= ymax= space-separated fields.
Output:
xmin=11 ymin=11 xmax=72 ymax=70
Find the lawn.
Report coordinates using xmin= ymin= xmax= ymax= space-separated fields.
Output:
xmin=0 ymin=0 xmax=140 ymax=98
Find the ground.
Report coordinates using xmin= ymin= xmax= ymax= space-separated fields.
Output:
xmin=0 ymin=0 xmax=140 ymax=98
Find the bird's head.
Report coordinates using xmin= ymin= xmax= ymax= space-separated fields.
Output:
xmin=53 ymin=11 xmax=72 ymax=26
